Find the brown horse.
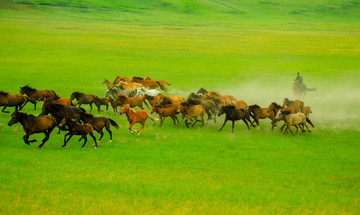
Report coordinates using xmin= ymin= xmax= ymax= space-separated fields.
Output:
xmin=197 ymin=88 xmax=236 ymax=107
xmin=301 ymin=106 xmax=312 ymax=118
xmin=235 ymin=100 xmax=248 ymax=109
xmin=113 ymin=76 xmax=141 ymax=84
xmin=0 ymin=91 xmax=28 ymax=113
xmin=144 ymin=76 xmax=171 ymax=93
xmin=102 ymin=79 xmax=117 ymax=89
xmin=145 ymin=94 xmax=166 ymax=107
xmin=282 ymin=98 xmax=304 ymax=113
xmin=268 ymin=102 xmax=296 ymax=130
xmin=117 ymin=81 xmax=143 ymax=92
xmin=8 ymin=112 xmax=57 ymax=148
xmin=248 ymin=104 xmax=273 ymax=128
xmin=76 ymin=112 xmax=120 ymax=142
xmin=111 ymin=94 xmax=150 ymax=113
xmin=179 ymin=102 xmax=205 ymax=128
xmin=151 ymin=105 xmax=179 ymax=126
xmin=42 ymin=96 xmax=72 ymax=109
xmin=20 ymin=85 xmax=56 ymax=110
xmin=120 ymin=104 xmax=158 ymax=135
xmin=70 ymin=92 xmax=97 ymax=112
xmin=94 ymin=97 xmax=111 ymax=113
xmin=59 ymin=117 xmax=98 ymax=148
xmin=132 ymin=79 xmax=163 ymax=91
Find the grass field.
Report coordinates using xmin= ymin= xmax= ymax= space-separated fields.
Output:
xmin=0 ymin=0 xmax=360 ymax=214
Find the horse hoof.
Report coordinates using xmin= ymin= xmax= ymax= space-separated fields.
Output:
xmin=137 ymin=133 xmax=141 ymax=136
xmin=94 ymin=147 xmax=97 ymax=149
xmin=109 ymin=140 xmax=112 ymax=143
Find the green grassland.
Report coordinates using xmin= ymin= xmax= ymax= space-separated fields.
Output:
xmin=0 ymin=0 xmax=360 ymax=214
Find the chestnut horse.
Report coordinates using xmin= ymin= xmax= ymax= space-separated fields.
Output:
xmin=20 ymin=85 xmax=56 ymax=110
xmin=0 ymin=91 xmax=28 ymax=113
xmin=111 ymin=94 xmax=150 ymax=113
xmin=248 ymin=104 xmax=273 ymax=128
xmin=42 ymin=96 xmax=72 ymax=109
xmin=120 ymin=104 xmax=158 ymax=135
xmin=151 ymin=105 xmax=179 ymax=126
xmin=144 ymin=76 xmax=171 ymax=93
xmin=8 ymin=112 xmax=57 ymax=148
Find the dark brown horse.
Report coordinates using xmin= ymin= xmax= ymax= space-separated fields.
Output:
xmin=70 ymin=92 xmax=97 ymax=112
xmin=0 ymin=91 xmax=28 ymax=113
xmin=120 ymin=104 xmax=158 ymax=135
xmin=59 ymin=118 xmax=98 ymax=148
xmin=20 ymin=85 xmax=56 ymax=110
xmin=217 ymin=105 xmax=253 ymax=132
xmin=8 ymin=112 xmax=57 ymax=148
xmin=76 ymin=112 xmax=120 ymax=142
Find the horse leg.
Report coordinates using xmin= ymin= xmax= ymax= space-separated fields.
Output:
xmin=97 ymin=129 xmax=104 ymax=142
xmin=242 ymin=119 xmax=250 ymax=130
xmin=63 ymin=133 xmax=73 ymax=147
xmin=89 ymin=103 xmax=93 ymax=112
xmin=137 ymin=122 xmax=146 ymax=136
xmin=232 ymin=120 xmax=235 ymax=133
xmin=129 ymin=122 xmax=137 ymax=134
xmin=2 ymin=106 xmax=9 ymax=113
xmin=185 ymin=118 xmax=190 ymax=128
xmin=200 ymin=115 xmax=204 ymax=127
xmin=303 ymin=123 xmax=311 ymax=133
xmin=38 ymin=130 xmax=50 ymax=148
xmin=89 ymin=132 xmax=98 ymax=148
xmin=191 ymin=116 xmax=198 ymax=127
xmin=160 ymin=117 xmax=165 ymax=127
xmin=81 ymin=135 xmax=88 ymax=148
xmin=104 ymin=125 xmax=112 ymax=142
xmin=288 ymin=126 xmax=295 ymax=136
xmin=23 ymin=134 xmax=31 ymax=145
xmin=218 ymin=119 xmax=228 ymax=132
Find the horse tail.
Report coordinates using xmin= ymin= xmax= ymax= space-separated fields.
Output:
xmin=147 ymin=113 xmax=159 ymax=125
xmin=108 ymin=118 xmax=121 ymax=129
xmin=156 ymin=81 xmax=165 ymax=91
xmin=164 ymin=80 xmax=172 ymax=86
xmin=306 ymin=117 xmax=315 ymax=128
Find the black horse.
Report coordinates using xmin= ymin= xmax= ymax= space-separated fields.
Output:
xmin=217 ymin=105 xmax=254 ymax=133
xmin=39 ymin=104 xmax=86 ymax=133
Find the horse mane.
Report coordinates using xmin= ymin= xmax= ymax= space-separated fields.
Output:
xmin=0 ymin=91 xmax=9 ymax=96
xmin=271 ymin=102 xmax=282 ymax=109
xmin=208 ymin=91 xmax=221 ymax=96
xmin=186 ymin=98 xmax=201 ymax=105
xmin=71 ymin=92 xmax=84 ymax=100
xmin=160 ymin=97 xmax=172 ymax=105
xmin=197 ymin=87 xmax=208 ymax=94
xmin=249 ymin=104 xmax=261 ymax=109
xmin=132 ymin=76 xmax=143 ymax=81
xmin=14 ymin=112 xmax=36 ymax=120
xmin=21 ymin=85 xmax=36 ymax=93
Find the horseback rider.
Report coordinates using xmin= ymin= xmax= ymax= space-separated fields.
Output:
xmin=294 ymin=72 xmax=303 ymax=85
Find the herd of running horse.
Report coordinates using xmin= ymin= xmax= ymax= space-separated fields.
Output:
xmin=0 ymin=75 xmax=315 ymax=148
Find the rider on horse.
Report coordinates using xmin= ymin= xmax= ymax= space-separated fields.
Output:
xmin=294 ymin=72 xmax=303 ymax=85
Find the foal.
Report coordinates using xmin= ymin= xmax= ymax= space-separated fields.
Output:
xmin=59 ymin=118 xmax=98 ymax=148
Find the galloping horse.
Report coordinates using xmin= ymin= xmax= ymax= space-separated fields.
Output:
xmin=70 ymin=92 xmax=97 ymax=112
xmin=0 ymin=91 xmax=28 ymax=113
xmin=197 ymin=88 xmax=236 ymax=107
xmin=179 ymin=102 xmax=205 ymax=128
xmin=59 ymin=118 xmax=98 ymax=148
xmin=217 ymin=105 xmax=253 ymax=133
xmin=8 ymin=112 xmax=57 ymax=148
xmin=20 ymin=85 xmax=56 ymax=110
xmin=42 ymin=96 xmax=72 ymax=109
xmin=274 ymin=110 xmax=314 ymax=135
xmin=117 ymin=81 xmax=143 ymax=92
xmin=102 ymin=79 xmax=117 ymax=89
xmin=76 ymin=112 xmax=120 ymax=142
xmin=292 ymin=82 xmax=316 ymax=97
xmin=248 ymin=104 xmax=273 ymax=128
xmin=268 ymin=102 xmax=296 ymax=130
xmin=144 ymin=76 xmax=171 ymax=93
xmin=111 ymin=94 xmax=150 ymax=113
xmin=282 ymin=98 xmax=304 ymax=113
xmin=120 ymin=104 xmax=158 ymax=135
xmin=94 ymin=97 xmax=111 ymax=113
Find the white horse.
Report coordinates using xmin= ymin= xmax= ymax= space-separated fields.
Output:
xmin=136 ymin=87 xmax=161 ymax=97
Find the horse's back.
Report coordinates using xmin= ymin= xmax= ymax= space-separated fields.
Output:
xmin=26 ymin=115 xmax=57 ymax=132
